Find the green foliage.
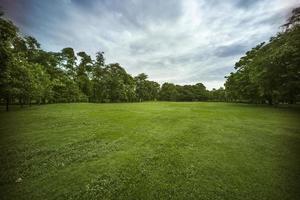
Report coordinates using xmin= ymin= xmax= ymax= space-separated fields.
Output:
xmin=0 ymin=14 xmax=19 ymax=110
xmin=135 ymin=73 xmax=160 ymax=101
xmin=225 ymin=7 xmax=300 ymax=104
xmin=159 ymin=83 xmax=178 ymax=101
xmin=159 ymin=82 xmax=210 ymax=101
xmin=209 ymin=87 xmax=226 ymax=101
xmin=101 ymin=63 xmax=136 ymax=102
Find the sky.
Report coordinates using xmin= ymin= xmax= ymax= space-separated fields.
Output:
xmin=0 ymin=0 xmax=299 ymax=89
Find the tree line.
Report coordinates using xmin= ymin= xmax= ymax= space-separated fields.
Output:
xmin=1 ymin=7 xmax=299 ymax=111
xmin=225 ymin=7 xmax=300 ymax=105
xmin=1 ymin=11 xmax=226 ymax=111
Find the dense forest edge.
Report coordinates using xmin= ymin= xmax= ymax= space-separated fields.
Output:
xmin=0 ymin=7 xmax=299 ymax=111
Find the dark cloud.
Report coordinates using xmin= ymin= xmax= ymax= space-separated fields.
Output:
xmin=234 ymin=0 xmax=260 ymax=9
xmin=68 ymin=0 xmax=182 ymax=29
xmin=215 ymin=44 xmax=247 ymax=57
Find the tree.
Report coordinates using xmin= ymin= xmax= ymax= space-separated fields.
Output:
xmin=0 ymin=12 xmax=19 ymax=110
xmin=224 ymin=7 xmax=300 ymax=104
xmin=134 ymin=73 xmax=160 ymax=102
xmin=209 ymin=87 xmax=226 ymax=102
xmin=159 ymin=83 xmax=178 ymax=101
xmin=61 ymin=47 xmax=77 ymax=79
xmin=91 ymin=51 xmax=105 ymax=102
xmin=76 ymin=51 xmax=93 ymax=101
xmin=102 ymin=63 xmax=135 ymax=102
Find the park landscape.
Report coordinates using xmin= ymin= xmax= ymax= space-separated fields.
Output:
xmin=0 ymin=0 xmax=300 ymax=200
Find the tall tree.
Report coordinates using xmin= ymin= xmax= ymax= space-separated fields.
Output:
xmin=102 ymin=63 xmax=135 ymax=102
xmin=159 ymin=83 xmax=178 ymax=101
xmin=134 ymin=73 xmax=159 ymax=101
xmin=91 ymin=51 xmax=105 ymax=102
xmin=76 ymin=51 xmax=93 ymax=101
xmin=0 ymin=12 xmax=19 ymax=110
xmin=225 ymin=7 xmax=300 ymax=104
xmin=61 ymin=47 xmax=77 ymax=79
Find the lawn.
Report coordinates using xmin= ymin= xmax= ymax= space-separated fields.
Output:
xmin=0 ymin=102 xmax=299 ymax=200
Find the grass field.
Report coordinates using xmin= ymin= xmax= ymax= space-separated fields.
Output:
xmin=0 ymin=102 xmax=299 ymax=200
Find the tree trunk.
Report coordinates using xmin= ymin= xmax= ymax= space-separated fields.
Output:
xmin=268 ymin=98 xmax=273 ymax=105
xmin=6 ymin=96 xmax=9 ymax=111
xmin=19 ymin=97 xmax=23 ymax=108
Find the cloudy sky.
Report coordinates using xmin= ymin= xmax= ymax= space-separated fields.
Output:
xmin=0 ymin=0 xmax=299 ymax=89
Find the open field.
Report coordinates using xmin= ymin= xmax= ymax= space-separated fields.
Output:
xmin=0 ymin=102 xmax=300 ymax=200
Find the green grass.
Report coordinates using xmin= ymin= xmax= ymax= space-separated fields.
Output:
xmin=0 ymin=102 xmax=299 ymax=200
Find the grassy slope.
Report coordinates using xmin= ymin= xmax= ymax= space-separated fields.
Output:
xmin=0 ymin=102 xmax=299 ymax=200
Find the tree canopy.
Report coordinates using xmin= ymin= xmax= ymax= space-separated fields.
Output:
xmin=225 ymin=7 xmax=300 ymax=104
